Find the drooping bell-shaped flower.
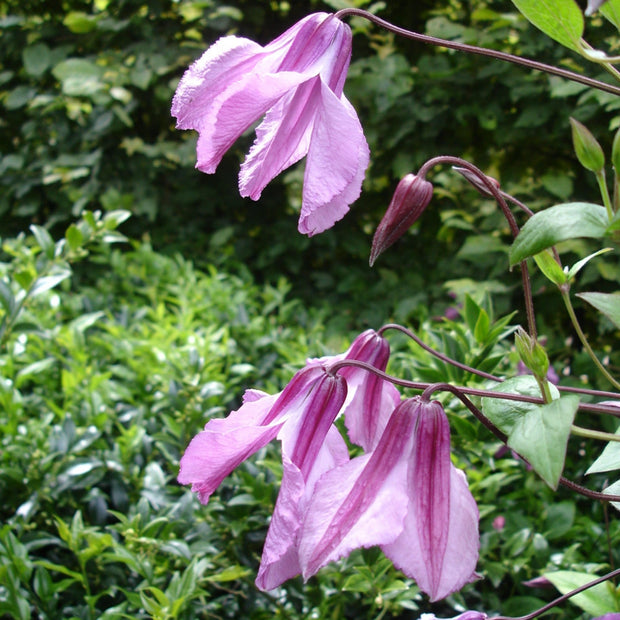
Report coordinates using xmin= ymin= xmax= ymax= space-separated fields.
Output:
xmin=171 ymin=12 xmax=369 ymax=236
xmin=178 ymin=365 xmax=322 ymax=503
xmin=298 ymin=396 xmax=479 ymax=601
xmin=256 ymin=369 xmax=348 ymax=590
xmin=337 ymin=329 xmax=401 ymax=451
xmin=178 ymin=364 xmax=348 ymax=590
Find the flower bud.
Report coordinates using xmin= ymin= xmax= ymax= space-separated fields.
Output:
xmin=369 ymin=173 xmax=433 ymax=266
xmin=570 ymin=117 xmax=605 ymax=173
xmin=514 ymin=327 xmax=550 ymax=380
xmin=453 ymin=166 xmax=501 ymax=197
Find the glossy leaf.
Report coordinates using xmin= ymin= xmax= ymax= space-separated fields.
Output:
xmin=507 ymin=395 xmax=579 ymax=489
xmin=545 ymin=571 xmax=620 ymax=616
xmin=511 ymin=0 xmax=584 ymax=51
xmin=600 ymin=0 xmax=620 ymax=29
xmin=577 ymin=291 xmax=620 ymax=329
xmin=482 ymin=375 xmax=560 ymax=435
xmin=509 ymin=203 xmax=609 ymax=265
xmin=586 ymin=429 xmax=620 ymax=474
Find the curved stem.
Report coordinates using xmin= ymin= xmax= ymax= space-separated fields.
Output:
xmin=327 ymin=360 xmax=620 ymax=500
xmin=334 ymin=8 xmax=620 ymax=96
xmin=378 ymin=323 xmax=620 ymax=405
xmin=559 ymin=475 xmax=620 ymax=502
xmin=378 ymin=322 xmax=503 ymax=382
xmin=418 ymin=156 xmax=538 ymax=340
xmin=560 ymin=287 xmax=620 ymax=390
xmin=492 ymin=566 xmax=620 ymax=620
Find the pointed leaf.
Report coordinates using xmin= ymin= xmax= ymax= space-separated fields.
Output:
xmin=511 ymin=0 xmax=584 ymax=52
xmin=30 ymin=271 xmax=71 ymax=297
xmin=482 ymin=375 xmax=559 ymax=435
xmin=533 ymin=250 xmax=567 ymax=286
xmin=577 ymin=291 xmax=620 ymax=329
xmin=603 ymin=479 xmax=620 ymax=510
xmin=544 ymin=571 xmax=619 ymax=616
xmin=0 ymin=280 xmax=16 ymax=316
xmin=600 ymin=0 xmax=620 ymax=30
xmin=30 ymin=224 xmax=55 ymax=259
xmin=566 ymin=248 xmax=613 ymax=281
xmin=508 ymin=395 xmax=579 ymax=489
xmin=586 ymin=428 xmax=620 ymax=474
xmin=510 ymin=203 xmax=609 ymax=265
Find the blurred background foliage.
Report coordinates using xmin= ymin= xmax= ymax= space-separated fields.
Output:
xmin=2 ymin=0 xmax=620 ymax=618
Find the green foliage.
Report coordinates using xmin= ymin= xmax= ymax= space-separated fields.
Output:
xmin=2 ymin=0 xmax=620 ymax=618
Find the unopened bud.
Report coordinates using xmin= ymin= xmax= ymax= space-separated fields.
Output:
xmin=612 ymin=127 xmax=620 ymax=173
xmin=453 ymin=166 xmax=501 ymax=197
xmin=515 ymin=327 xmax=550 ymax=380
xmin=570 ymin=117 xmax=605 ymax=173
xmin=369 ymin=173 xmax=433 ymax=266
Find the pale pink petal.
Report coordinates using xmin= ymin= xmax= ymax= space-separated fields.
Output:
xmin=299 ymin=87 xmax=369 ymax=235
xmin=196 ymin=71 xmax=308 ymax=173
xmin=177 ymin=391 xmax=281 ymax=504
xmin=382 ymin=401 xmax=479 ymax=601
xmin=256 ymin=425 xmax=349 ymax=591
xmin=255 ymin=454 xmax=305 ymax=590
xmin=299 ymin=410 xmax=414 ymax=579
xmin=239 ymin=78 xmax=319 ymax=200
xmin=277 ymin=370 xmax=347 ymax=478
xmin=384 ymin=466 xmax=479 ymax=601
xmin=343 ymin=376 xmax=400 ymax=451
xmin=171 ymin=36 xmax=264 ymax=130
xmin=272 ymin=13 xmax=352 ymax=95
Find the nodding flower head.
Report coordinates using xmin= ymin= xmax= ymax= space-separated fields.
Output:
xmin=171 ymin=12 xmax=369 ymax=236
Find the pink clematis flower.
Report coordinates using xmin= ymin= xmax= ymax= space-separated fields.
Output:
xmin=178 ymin=364 xmax=348 ymax=590
xmin=178 ymin=329 xmax=400 ymax=590
xmin=336 ymin=329 xmax=401 ymax=451
xmin=171 ymin=12 xmax=369 ymax=236
xmin=298 ymin=396 xmax=479 ymax=601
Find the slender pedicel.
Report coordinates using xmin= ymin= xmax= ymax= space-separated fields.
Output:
xmin=334 ymin=8 xmax=620 ymax=97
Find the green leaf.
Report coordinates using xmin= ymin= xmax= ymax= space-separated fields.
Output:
xmin=30 ymin=225 xmax=55 ymax=260
xmin=52 ymin=59 xmax=104 ymax=97
xmin=65 ymin=224 xmax=84 ymax=251
xmin=22 ymin=43 xmax=51 ymax=77
xmin=533 ymin=250 xmax=567 ymax=286
xmin=35 ymin=559 xmax=84 ymax=584
xmin=600 ymin=0 xmax=620 ymax=30
xmin=204 ymin=565 xmax=252 ymax=582
xmin=30 ymin=271 xmax=71 ymax=297
xmin=566 ymin=248 xmax=613 ymax=281
xmin=511 ymin=0 xmax=584 ymax=51
xmin=577 ymin=291 xmax=620 ymax=329
xmin=587 ymin=427 xmax=620 ymax=474
xmin=482 ymin=375 xmax=559 ymax=435
xmin=507 ymin=395 xmax=579 ymax=489
xmin=0 ymin=280 xmax=16 ymax=317
xmin=63 ymin=11 xmax=98 ymax=33
xmin=570 ymin=117 xmax=605 ymax=172
xmin=544 ymin=571 xmax=619 ymax=616
xmin=509 ymin=203 xmax=609 ymax=265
